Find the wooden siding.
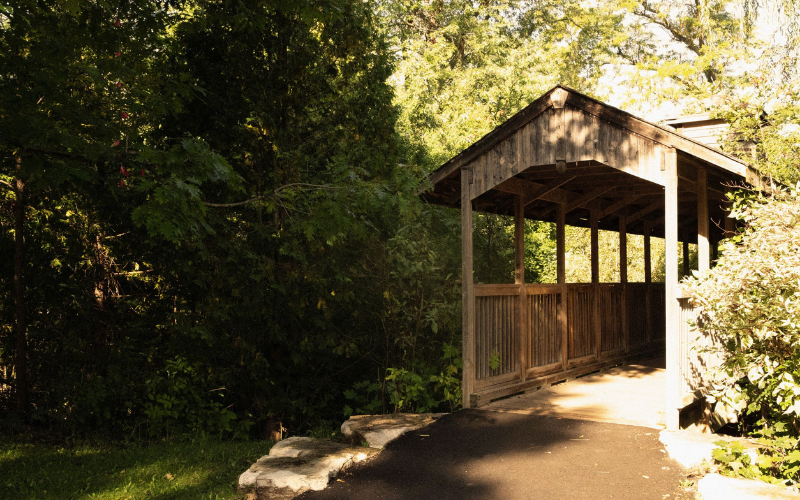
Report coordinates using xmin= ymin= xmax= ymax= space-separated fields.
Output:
xmin=467 ymin=106 xmax=668 ymax=200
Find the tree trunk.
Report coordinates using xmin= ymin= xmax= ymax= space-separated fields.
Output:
xmin=13 ymin=154 xmax=28 ymax=417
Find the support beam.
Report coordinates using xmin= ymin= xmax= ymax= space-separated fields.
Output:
xmin=697 ymin=166 xmax=710 ymax=272
xmin=518 ymin=165 xmax=618 ymax=180
xmin=566 ymin=187 xmax=613 ymax=213
xmin=619 ymin=216 xmax=629 ymax=353
xmin=522 ymin=176 xmax=576 ymax=207
xmin=461 ymin=169 xmax=475 ymax=408
xmin=496 ymin=175 xmax=576 ymax=216
xmin=591 ymin=210 xmax=599 ymax=284
xmin=627 ymin=200 xmax=663 ymax=222
xmin=676 ymin=179 xmax=726 ymax=201
xmin=644 ymin=222 xmax=652 ymax=344
xmin=591 ymin=209 xmax=601 ymax=358
xmin=619 ymin=216 xmax=628 ymax=284
xmin=515 ymin=195 xmax=527 ymax=383
xmin=597 ymin=195 xmax=643 ymax=220
xmin=557 ymin=204 xmax=568 ymax=369
xmin=644 ymin=222 xmax=652 ymax=284
xmin=664 ymin=148 xmax=680 ymax=430
xmin=486 ymin=176 xmax=569 ymax=204
xmin=515 ymin=197 xmax=525 ymax=285
xmin=557 ymin=205 xmax=566 ymax=285
xmin=683 ymin=240 xmax=691 ymax=278
xmin=712 ymin=237 xmax=719 ymax=264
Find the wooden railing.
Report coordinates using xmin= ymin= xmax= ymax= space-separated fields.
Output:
xmin=470 ymin=282 xmax=666 ymax=404
xmin=474 ymin=286 xmax=519 ymax=383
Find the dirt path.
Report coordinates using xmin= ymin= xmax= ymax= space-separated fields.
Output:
xmin=298 ymin=409 xmax=694 ymax=500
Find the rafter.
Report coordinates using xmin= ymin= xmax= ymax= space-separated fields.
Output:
xmin=627 ymin=200 xmax=663 ymax=222
xmin=565 ymin=187 xmax=614 ymax=213
xmin=596 ymin=195 xmax=644 ymax=220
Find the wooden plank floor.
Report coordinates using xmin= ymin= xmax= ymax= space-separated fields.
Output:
xmin=483 ymin=357 xmax=666 ymax=429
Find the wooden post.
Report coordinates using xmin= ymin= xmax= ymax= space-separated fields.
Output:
xmin=697 ymin=166 xmax=710 ymax=272
xmin=557 ymin=205 xmax=566 ymax=285
xmin=619 ymin=216 xmax=627 ymax=284
xmin=644 ymin=222 xmax=652 ymax=344
xmin=461 ymin=169 xmax=476 ymax=408
xmin=644 ymin=222 xmax=652 ymax=284
xmin=515 ymin=195 xmax=527 ymax=382
xmin=664 ymin=148 xmax=681 ymax=430
xmin=619 ymin=216 xmax=628 ymax=353
xmin=712 ymin=237 xmax=719 ymax=264
xmin=724 ymin=188 xmax=735 ymax=238
xmin=591 ymin=209 xmax=601 ymax=357
xmin=591 ymin=210 xmax=599 ymax=284
xmin=682 ymin=240 xmax=690 ymax=278
xmin=557 ymin=203 xmax=568 ymax=368
xmin=696 ymin=166 xmax=712 ymax=431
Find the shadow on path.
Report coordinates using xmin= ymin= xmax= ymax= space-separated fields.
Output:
xmin=298 ymin=409 xmax=692 ymax=500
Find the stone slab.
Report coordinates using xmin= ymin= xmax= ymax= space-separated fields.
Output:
xmin=341 ymin=413 xmax=446 ymax=449
xmin=239 ymin=437 xmax=379 ymax=499
xmin=660 ymin=430 xmax=760 ymax=469
xmin=698 ymin=473 xmax=800 ymax=500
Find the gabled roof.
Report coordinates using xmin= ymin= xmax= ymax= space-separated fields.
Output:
xmin=423 ymin=84 xmax=753 ymax=199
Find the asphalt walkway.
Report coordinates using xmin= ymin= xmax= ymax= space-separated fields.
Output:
xmin=298 ymin=409 xmax=692 ymax=500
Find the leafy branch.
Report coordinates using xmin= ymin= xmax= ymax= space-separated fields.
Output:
xmin=203 ymin=183 xmax=342 ymax=208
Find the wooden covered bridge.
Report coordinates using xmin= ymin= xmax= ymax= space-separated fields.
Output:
xmin=421 ymin=85 xmax=761 ymax=430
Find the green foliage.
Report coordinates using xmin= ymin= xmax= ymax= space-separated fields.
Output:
xmin=0 ymin=0 xmax=474 ymax=439
xmin=712 ymin=423 xmax=800 ymax=486
xmin=3 ymin=0 xmax=797 ymax=445
xmin=131 ymin=139 xmax=241 ymax=244
xmin=385 ymin=342 xmax=462 ymax=414
xmin=143 ymin=357 xmax=246 ymax=439
xmin=686 ymin=186 xmax=800 ymax=484
xmin=345 ymin=343 xmax=462 ymax=415
xmin=473 ymin=214 xmax=516 ymax=284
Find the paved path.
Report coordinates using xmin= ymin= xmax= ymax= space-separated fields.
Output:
xmin=298 ymin=409 xmax=692 ymax=500
xmin=484 ymin=361 xmax=666 ymax=429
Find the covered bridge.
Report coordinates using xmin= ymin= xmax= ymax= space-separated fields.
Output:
xmin=421 ymin=85 xmax=762 ymax=430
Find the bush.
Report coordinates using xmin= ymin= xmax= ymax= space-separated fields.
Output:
xmin=684 ymin=184 xmax=800 ymax=484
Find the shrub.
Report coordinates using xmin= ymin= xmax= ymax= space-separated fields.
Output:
xmin=684 ymin=184 xmax=800 ymax=484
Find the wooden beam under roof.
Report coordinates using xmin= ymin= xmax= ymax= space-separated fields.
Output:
xmin=521 ymin=176 xmax=576 ymax=207
xmin=518 ymin=166 xmax=620 ymax=181
xmin=678 ymin=177 xmax=726 ymax=200
xmin=627 ymin=200 xmax=663 ymax=222
xmin=565 ymin=187 xmax=614 ymax=213
xmin=487 ymin=177 xmax=569 ymax=204
xmin=493 ymin=175 xmax=575 ymax=214
xmin=596 ymin=195 xmax=644 ymax=220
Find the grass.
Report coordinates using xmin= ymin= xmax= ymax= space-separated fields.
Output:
xmin=0 ymin=437 xmax=273 ymax=499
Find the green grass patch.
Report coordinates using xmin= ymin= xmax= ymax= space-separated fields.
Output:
xmin=0 ymin=438 xmax=272 ymax=499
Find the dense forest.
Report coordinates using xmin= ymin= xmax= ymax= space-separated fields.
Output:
xmin=1 ymin=0 xmax=798 ymax=440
